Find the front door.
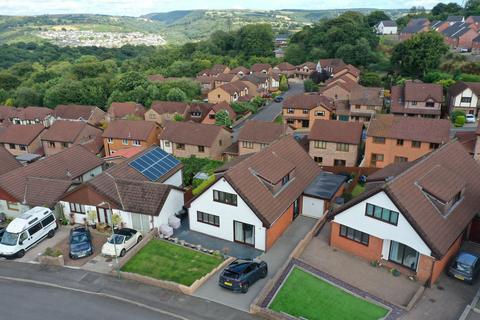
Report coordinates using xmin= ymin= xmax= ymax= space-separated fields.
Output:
xmin=97 ymin=207 xmax=111 ymax=225
xmin=389 ymin=241 xmax=419 ymax=271
xmin=293 ymin=198 xmax=300 ymax=219
xmin=234 ymin=221 xmax=255 ymax=246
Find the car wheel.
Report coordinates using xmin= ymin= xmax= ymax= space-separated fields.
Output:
xmin=260 ymin=268 xmax=268 ymax=278
xmin=16 ymin=250 xmax=25 ymax=258
xmin=241 ymin=282 xmax=249 ymax=294
xmin=137 ymin=236 xmax=142 ymax=244
xmin=120 ymin=249 xmax=126 ymax=257
xmin=47 ymin=229 xmax=55 ymax=238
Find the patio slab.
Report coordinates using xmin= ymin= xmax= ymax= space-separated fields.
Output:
xmin=300 ymin=222 xmax=422 ymax=308
xmin=173 ymin=220 xmax=262 ymax=259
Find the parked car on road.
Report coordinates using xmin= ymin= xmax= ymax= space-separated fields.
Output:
xmin=274 ymin=96 xmax=284 ymax=103
xmin=0 ymin=207 xmax=56 ymax=258
xmin=101 ymin=228 xmax=142 ymax=257
xmin=447 ymin=251 xmax=480 ymax=284
xmin=466 ymin=114 xmax=476 ymax=123
xmin=69 ymin=226 xmax=93 ymax=259
xmin=219 ymin=259 xmax=268 ymax=293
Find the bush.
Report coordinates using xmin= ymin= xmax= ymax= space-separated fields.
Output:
xmin=44 ymin=247 xmax=62 ymax=257
xmin=451 ymin=110 xmax=466 ymax=123
xmin=304 ymin=79 xmax=319 ymax=92
xmin=180 ymin=157 xmax=224 ymax=186
xmin=455 ymin=115 xmax=466 ymax=127
xmin=192 ymin=175 xmax=216 ymax=196
xmin=174 ymin=114 xmax=185 ymax=122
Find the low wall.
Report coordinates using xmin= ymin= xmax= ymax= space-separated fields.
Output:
xmin=38 ymin=255 xmax=65 ymax=267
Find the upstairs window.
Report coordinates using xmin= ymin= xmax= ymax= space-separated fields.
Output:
xmin=336 ymin=143 xmax=349 ymax=152
xmin=133 ymin=140 xmax=141 ymax=146
xmin=287 ymin=108 xmax=294 ymax=114
xmin=176 ymin=143 xmax=185 ymax=150
xmin=198 ymin=146 xmax=205 ymax=153
xmin=242 ymin=141 xmax=254 ymax=149
xmin=122 ymin=139 xmax=129 ymax=145
xmin=429 ymin=143 xmax=439 ymax=149
xmin=373 ymin=137 xmax=386 ymax=144
xmin=314 ymin=140 xmax=327 ymax=149
xmin=315 ymin=111 xmax=325 ymax=117
xmin=48 ymin=141 xmax=55 ymax=148
xmin=411 ymin=141 xmax=421 ymax=148
xmin=213 ymin=190 xmax=237 ymax=206
xmin=396 ymin=139 xmax=404 ymax=146
xmin=366 ymin=203 xmax=399 ymax=225
xmin=302 ymin=109 xmax=309 ymax=114
xmin=461 ymin=97 xmax=472 ymax=103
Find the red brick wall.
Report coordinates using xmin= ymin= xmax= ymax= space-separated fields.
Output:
xmin=430 ymin=235 xmax=462 ymax=284
xmin=330 ymin=222 xmax=382 ymax=262
xmin=266 ymin=203 xmax=293 ymax=250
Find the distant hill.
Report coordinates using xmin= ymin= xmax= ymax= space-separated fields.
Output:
xmin=0 ymin=9 xmax=409 ymax=46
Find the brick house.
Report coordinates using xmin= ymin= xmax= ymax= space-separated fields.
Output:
xmin=207 ymin=81 xmax=250 ymax=104
xmin=8 ymin=106 xmax=55 ymax=127
xmin=250 ymin=63 xmax=272 ymax=74
xmin=330 ymin=140 xmax=480 ymax=285
xmin=54 ymin=104 xmax=106 ymax=126
xmin=201 ymin=102 xmax=237 ymax=125
xmin=466 ymin=16 xmax=480 ymax=31
xmin=441 ymin=22 xmax=478 ymax=50
xmin=237 ymin=120 xmax=293 ymax=156
xmin=348 ymin=86 xmax=384 ymax=123
xmin=40 ymin=120 xmax=104 ymax=156
xmin=364 ymin=115 xmax=450 ymax=168
xmin=0 ymin=124 xmax=45 ymax=156
xmin=308 ymin=119 xmax=363 ymax=167
xmin=213 ymin=73 xmax=239 ymax=88
xmin=107 ymin=102 xmax=146 ymax=121
xmin=102 ymin=120 xmax=161 ymax=156
xmin=320 ymin=76 xmax=361 ymax=101
xmin=273 ymin=62 xmax=296 ymax=78
xmin=229 ymin=66 xmax=250 ymax=78
xmin=159 ymin=121 xmax=232 ymax=160
xmin=332 ymin=64 xmax=361 ymax=82
xmin=391 ymin=81 xmax=444 ymax=118
xmin=187 ymin=136 xmax=322 ymax=251
xmin=282 ymin=94 xmax=335 ymax=130
xmin=294 ymin=62 xmax=317 ymax=80
xmin=198 ymin=64 xmax=230 ymax=77
xmin=399 ymin=18 xmax=430 ymax=41
xmin=145 ymin=101 xmax=190 ymax=125
xmin=448 ymin=81 xmax=480 ymax=116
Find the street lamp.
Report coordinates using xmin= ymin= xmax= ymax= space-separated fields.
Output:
xmin=98 ymin=201 xmax=120 ymax=279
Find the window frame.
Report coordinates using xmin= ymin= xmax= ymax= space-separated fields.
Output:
xmin=396 ymin=139 xmax=404 ymax=146
xmin=197 ymin=211 xmax=220 ymax=227
xmin=314 ymin=140 xmax=327 ymax=149
xmin=176 ymin=143 xmax=185 ymax=150
xmin=365 ymin=203 xmax=399 ymax=226
xmin=198 ymin=145 xmax=205 ymax=153
xmin=336 ymin=143 xmax=349 ymax=152
xmin=7 ymin=201 xmax=19 ymax=211
xmin=372 ymin=136 xmax=386 ymax=144
xmin=213 ymin=190 xmax=238 ymax=206
xmin=69 ymin=203 xmax=86 ymax=214
xmin=411 ymin=141 xmax=421 ymax=148
xmin=339 ymin=225 xmax=369 ymax=246
xmin=122 ymin=139 xmax=129 ymax=145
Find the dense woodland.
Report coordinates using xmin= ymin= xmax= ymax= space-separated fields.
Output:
xmin=1 ymin=2 xmax=480 ymax=109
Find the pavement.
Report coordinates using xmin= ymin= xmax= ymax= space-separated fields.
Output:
xmin=0 ymin=260 xmax=257 ymax=320
xmin=193 ymin=215 xmax=317 ymax=312
xmin=231 ymin=80 xmax=304 ymax=141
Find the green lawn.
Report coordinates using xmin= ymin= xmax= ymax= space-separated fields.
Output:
xmin=274 ymin=115 xmax=284 ymax=124
xmin=352 ymin=184 xmax=366 ymax=197
xmin=269 ymin=268 xmax=388 ymax=320
xmin=121 ymin=240 xmax=223 ymax=286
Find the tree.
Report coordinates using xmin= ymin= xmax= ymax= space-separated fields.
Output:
xmin=310 ymin=70 xmax=330 ymax=84
xmin=366 ymin=10 xmax=390 ymax=27
xmin=214 ymin=110 xmax=233 ymax=127
xmin=465 ymin=0 xmax=480 ymax=15
xmin=284 ymin=44 xmax=305 ymax=66
xmin=391 ymin=32 xmax=448 ymax=77
xmin=359 ymin=72 xmax=382 ymax=87
xmin=279 ymin=74 xmax=288 ymax=91
xmin=15 ymin=87 xmax=42 ymax=107
xmin=166 ymin=88 xmax=187 ymax=102
xmin=431 ymin=3 xmax=463 ymax=19
xmin=304 ymin=79 xmax=319 ymax=92
xmin=234 ymin=24 xmax=274 ymax=57
xmin=0 ymin=72 xmax=21 ymax=91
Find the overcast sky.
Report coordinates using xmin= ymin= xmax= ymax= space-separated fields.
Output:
xmin=0 ymin=0 xmax=462 ymax=16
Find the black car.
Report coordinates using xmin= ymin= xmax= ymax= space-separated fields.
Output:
xmin=447 ymin=251 xmax=480 ymax=284
xmin=219 ymin=259 xmax=268 ymax=293
xmin=274 ymin=96 xmax=284 ymax=103
xmin=69 ymin=226 xmax=93 ymax=259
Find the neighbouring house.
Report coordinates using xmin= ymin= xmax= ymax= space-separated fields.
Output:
xmin=273 ymin=62 xmax=296 ymax=78
xmin=274 ymin=48 xmax=285 ymax=58
xmin=145 ymin=101 xmax=190 ymax=125
xmin=0 ymin=124 xmax=45 ymax=156
xmin=448 ymin=81 xmax=480 ymax=116
xmin=40 ymin=120 xmax=104 ymax=156
xmin=107 ymin=102 xmax=146 ymax=121
xmin=0 ymin=145 xmax=104 ymax=218
xmin=207 ymin=81 xmax=250 ymax=104
xmin=391 ymin=80 xmax=444 ymax=119
xmin=269 ymin=73 xmax=280 ymax=91
xmin=250 ymin=63 xmax=272 ymax=74
xmin=159 ymin=121 xmax=232 ymax=160
xmin=103 ymin=120 xmax=160 ymax=156
xmin=448 ymin=15 xmax=465 ymax=23
xmin=198 ymin=64 xmax=230 ymax=77
xmin=320 ymin=75 xmax=361 ymax=101
xmin=282 ymin=94 xmax=335 ymax=129
xmin=202 ymin=101 xmax=237 ymax=125
xmin=308 ymin=119 xmax=363 ymax=167
xmin=0 ymin=146 xmax=22 ymax=176
xmin=61 ymin=146 xmax=184 ymax=231
xmin=229 ymin=66 xmax=250 ymax=78
xmin=466 ymin=16 xmax=480 ymax=31
xmin=54 ymin=104 xmax=106 ymax=126
xmin=375 ymin=20 xmax=398 ymax=35
xmin=441 ymin=22 xmax=478 ymax=50
xmin=196 ymin=76 xmax=215 ymax=93
xmin=330 ymin=140 xmax=480 ymax=285
xmin=348 ymin=86 xmax=385 ymax=123
xmin=431 ymin=20 xmax=451 ymax=32
xmin=294 ymin=62 xmax=317 ymax=80
xmin=187 ymin=136 xmax=322 ymax=251
xmin=237 ymin=120 xmax=293 ymax=156
xmin=103 ymin=146 xmax=143 ymax=165
xmin=0 ymin=106 xmax=15 ymax=128
xmin=243 ymin=73 xmax=270 ymax=94
xmin=364 ymin=115 xmax=450 ymax=168
xmin=400 ymin=18 xmax=430 ymax=41
xmin=317 ymin=59 xmax=347 ymax=75
xmin=214 ymin=73 xmax=239 ymax=88
xmin=332 ymin=64 xmax=361 ymax=82
xmin=302 ymin=172 xmax=348 ymax=218
xmin=8 ymin=106 xmax=55 ymax=127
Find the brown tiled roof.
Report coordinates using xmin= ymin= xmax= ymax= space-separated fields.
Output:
xmin=185 ymin=103 xmax=212 ymax=123
xmin=274 ymin=62 xmax=296 ymax=71
xmin=215 ymin=73 xmax=236 ymax=82
xmin=159 ymin=121 xmax=225 ymax=147
xmin=150 ymin=101 xmax=189 ymax=115
xmin=309 ymin=120 xmax=363 ymax=145
xmin=417 ymin=165 xmax=465 ymax=203
xmin=196 ymin=76 xmax=214 ymax=84
xmin=54 ymin=104 xmax=104 ymax=121
xmin=0 ymin=146 xmax=21 ymax=175
xmin=238 ymin=120 xmax=290 ymax=144
xmin=229 ymin=66 xmax=250 ymax=75
xmin=250 ymin=63 xmax=272 ymax=73
xmin=350 ymin=86 xmax=384 ymax=106
xmin=63 ymin=146 xmax=183 ymax=216
xmin=283 ymin=94 xmax=335 ymax=111
xmin=296 ymin=62 xmax=316 ymax=69
xmin=333 ymin=140 xmax=480 ymax=259
xmin=18 ymin=107 xmax=53 ymax=121
xmin=335 ymin=64 xmax=361 ymax=77
xmin=323 ymin=75 xmax=361 ymax=93
xmin=0 ymin=124 xmax=45 ymax=145
xmin=221 ymin=136 xmax=322 ymax=226
xmin=109 ymin=102 xmax=146 ymax=119
xmin=319 ymin=59 xmax=346 ymax=72
xmin=218 ymin=81 xmax=248 ymax=95
xmin=448 ymin=81 xmax=480 ymax=98
xmin=0 ymin=145 xmax=104 ymax=204
xmin=367 ymin=159 xmax=421 ymax=182
xmin=0 ymin=106 xmax=15 ymax=124
xmin=211 ymin=102 xmax=237 ymax=120
xmin=455 ymin=131 xmax=477 ymax=154
xmin=367 ymin=115 xmax=450 ymax=144
xmin=404 ymin=81 xmax=443 ymax=102
xmin=41 ymin=120 xmax=102 ymax=143
xmin=211 ymin=64 xmax=229 ymax=74
xmin=102 ymin=120 xmax=157 ymax=140
xmin=24 ymin=177 xmax=73 ymax=208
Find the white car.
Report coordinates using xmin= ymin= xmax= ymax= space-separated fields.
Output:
xmin=101 ymin=228 xmax=142 ymax=257
xmin=466 ymin=114 xmax=476 ymax=123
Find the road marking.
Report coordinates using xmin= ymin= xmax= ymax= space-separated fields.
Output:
xmin=0 ymin=275 xmax=189 ymax=320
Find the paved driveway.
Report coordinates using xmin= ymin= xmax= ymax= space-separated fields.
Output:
xmin=193 ymin=215 xmax=317 ymax=312
xmin=16 ymin=225 xmax=70 ymax=263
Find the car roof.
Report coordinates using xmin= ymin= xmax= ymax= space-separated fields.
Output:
xmin=457 ymin=251 xmax=478 ymax=265
xmin=71 ymin=227 xmax=88 ymax=234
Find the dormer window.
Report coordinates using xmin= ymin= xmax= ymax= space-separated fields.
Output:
xmin=426 ymin=101 xmax=434 ymax=108
xmin=412 ymin=101 xmax=417 ymax=105
xmin=282 ymin=174 xmax=290 ymax=186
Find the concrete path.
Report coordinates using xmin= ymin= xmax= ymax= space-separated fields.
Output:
xmin=193 ymin=215 xmax=317 ymax=312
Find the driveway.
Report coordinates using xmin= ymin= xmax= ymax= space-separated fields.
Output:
xmin=54 ymin=228 xmax=108 ymax=267
xmin=193 ymin=215 xmax=317 ymax=312
xmin=16 ymin=225 xmax=70 ymax=263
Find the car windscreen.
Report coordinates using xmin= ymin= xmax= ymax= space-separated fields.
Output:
xmin=454 ymin=261 xmax=473 ymax=273
xmin=71 ymin=233 xmax=88 ymax=244
xmin=1 ymin=231 xmax=19 ymax=246
xmin=108 ymin=234 xmax=125 ymax=244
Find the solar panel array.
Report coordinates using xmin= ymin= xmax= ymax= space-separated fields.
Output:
xmin=128 ymin=147 xmax=180 ymax=181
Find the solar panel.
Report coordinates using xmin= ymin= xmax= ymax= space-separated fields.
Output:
xmin=128 ymin=147 xmax=181 ymax=181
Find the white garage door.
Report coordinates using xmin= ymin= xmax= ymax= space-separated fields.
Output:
xmin=302 ymin=196 xmax=325 ymax=219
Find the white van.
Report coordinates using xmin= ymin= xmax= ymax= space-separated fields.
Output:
xmin=0 ymin=207 xmax=57 ymax=258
